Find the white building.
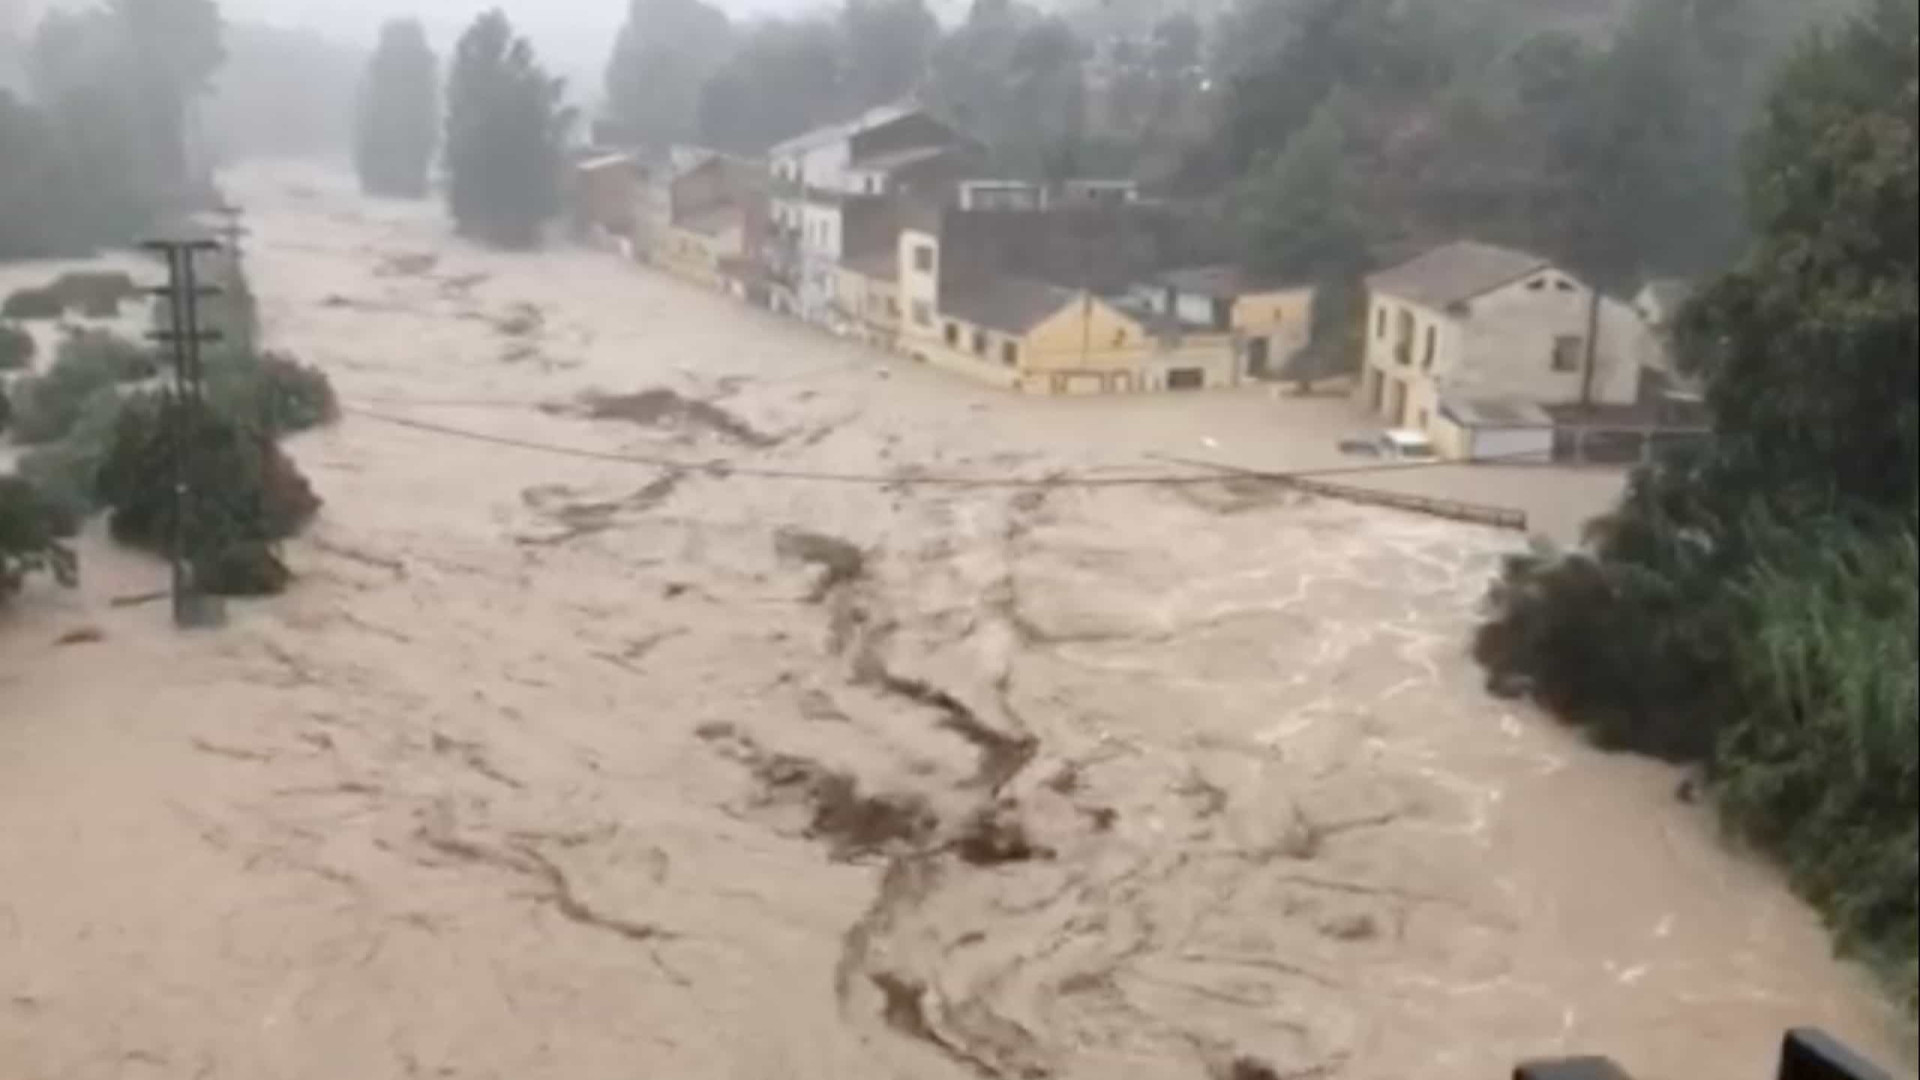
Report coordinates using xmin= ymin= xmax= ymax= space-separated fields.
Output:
xmin=1358 ymin=241 xmax=1656 ymax=448
xmin=766 ymin=105 xmax=978 ymax=325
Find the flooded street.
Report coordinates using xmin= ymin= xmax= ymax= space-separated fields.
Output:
xmin=1 ymin=164 xmax=1909 ymax=1079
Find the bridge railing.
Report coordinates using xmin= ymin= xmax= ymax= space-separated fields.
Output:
xmin=1514 ymin=1029 xmax=1893 ymax=1080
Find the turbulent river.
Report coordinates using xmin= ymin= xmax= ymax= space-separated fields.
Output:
xmin=1 ymin=163 xmax=1909 ymax=1080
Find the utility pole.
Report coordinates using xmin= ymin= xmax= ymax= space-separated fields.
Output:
xmin=143 ymin=238 xmax=226 ymax=629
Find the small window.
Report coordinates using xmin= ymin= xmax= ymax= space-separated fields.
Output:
xmin=912 ymin=300 xmax=931 ymax=326
xmin=1001 ymin=341 xmax=1018 ymax=366
xmin=1416 ymin=408 xmax=1429 ymax=430
xmin=1552 ymin=334 xmax=1583 ymax=372
xmin=1527 ymin=278 xmax=1546 ymax=291
xmin=1376 ymin=308 xmax=1387 ymax=338
xmin=913 ymin=245 xmax=934 ymax=273
xmin=972 ymin=328 xmax=988 ymax=355
xmin=944 ymin=322 xmax=959 ymax=345
xmin=1422 ymin=325 xmax=1437 ymax=369
xmin=1113 ymin=329 xmax=1127 ymax=346
xmin=888 ymin=298 xmax=900 ymax=317
xmin=1555 ymin=279 xmax=1575 ymax=292
xmin=866 ymin=177 xmax=878 ymax=194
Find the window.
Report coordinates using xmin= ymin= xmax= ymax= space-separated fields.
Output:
xmin=888 ymin=299 xmax=900 ymax=317
xmin=944 ymin=322 xmax=959 ymax=345
xmin=972 ymin=329 xmax=988 ymax=355
xmin=1422 ymin=325 xmax=1437 ymax=369
xmin=866 ymin=177 xmax=879 ymax=194
xmin=1527 ymin=278 xmax=1546 ymax=291
xmin=1552 ymin=334 xmax=1583 ymax=372
xmin=1555 ymin=279 xmax=1576 ymax=292
xmin=912 ymin=300 xmax=931 ymax=327
xmin=1001 ymin=341 xmax=1018 ymax=366
xmin=1166 ymin=368 xmax=1205 ymax=390
xmin=1376 ymin=307 xmax=1387 ymax=338
xmin=1113 ymin=329 xmax=1127 ymax=346
xmin=913 ymin=244 xmax=934 ymax=273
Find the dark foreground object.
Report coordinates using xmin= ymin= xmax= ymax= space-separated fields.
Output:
xmin=1515 ymin=1029 xmax=1892 ymax=1080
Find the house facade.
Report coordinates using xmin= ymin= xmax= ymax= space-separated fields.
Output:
xmin=1358 ymin=241 xmax=1651 ymax=438
xmin=657 ymin=153 xmax=767 ymax=292
xmin=767 ymin=105 xmax=978 ymax=325
xmin=897 ymin=226 xmax=1243 ymax=395
xmin=1130 ymin=266 xmax=1316 ymax=383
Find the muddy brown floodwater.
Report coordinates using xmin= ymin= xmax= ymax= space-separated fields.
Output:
xmin=1 ymin=163 xmax=1912 ymax=1080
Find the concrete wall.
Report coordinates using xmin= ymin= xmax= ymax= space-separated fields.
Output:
xmin=897 ymin=228 xmax=941 ymax=349
xmin=1457 ymin=271 xmax=1642 ymax=407
xmin=1233 ymin=286 xmax=1315 ymax=374
xmin=1359 ymin=266 xmax=1650 ymax=432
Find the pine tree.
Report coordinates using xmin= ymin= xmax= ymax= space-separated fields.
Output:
xmin=443 ymin=10 xmax=570 ymax=249
xmin=355 ymin=18 xmax=438 ymax=199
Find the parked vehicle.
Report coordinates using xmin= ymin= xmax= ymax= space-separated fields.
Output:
xmin=1338 ymin=428 xmax=1438 ymax=461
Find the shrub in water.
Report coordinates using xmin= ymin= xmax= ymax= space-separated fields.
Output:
xmin=0 ymin=322 xmax=34 ymax=370
xmin=6 ymin=331 xmax=156 ymax=443
xmin=207 ymin=349 xmax=339 ymax=436
xmin=47 ymin=271 xmax=138 ymax=318
xmin=1 ymin=287 xmax=63 ymax=320
xmin=95 ymin=394 xmax=320 ymax=596
xmin=0 ymin=476 xmax=78 ymax=601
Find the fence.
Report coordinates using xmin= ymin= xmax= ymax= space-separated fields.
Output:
xmin=1552 ymin=424 xmax=1711 ymax=466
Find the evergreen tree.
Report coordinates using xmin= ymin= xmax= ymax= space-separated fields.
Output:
xmin=443 ymin=10 xmax=570 ymax=249
xmin=604 ymin=0 xmax=731 ymax=146
xmin=355 ymin=18 xmax=437 ymax=198
xmin=1237 ymin=100 xmax=1370 ymax=366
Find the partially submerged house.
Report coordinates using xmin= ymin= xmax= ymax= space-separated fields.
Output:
xmin=1358 ymin=240 xmax=1656 ymax=457
xmin=657 ymin=152 xmax=767 ymax=293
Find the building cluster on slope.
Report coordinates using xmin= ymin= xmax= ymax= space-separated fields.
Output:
xmin=569 ymin=104 xmax=1696 ymax=458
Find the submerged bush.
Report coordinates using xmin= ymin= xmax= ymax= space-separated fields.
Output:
xmin=2 ymin=287 xmax=63 ymax=320
xmin=6 ymin=331 xmax=155 ymax=444
xmin=46 ymin=271 xmax=139 ymax=318
xmin=206 ymin=349 xmax=339 ymax=436
xmin=0 ymin=322 xmax=34 ymax=370
xmin=95 ymin=395 xmax=320 ymax=595
xmin=0 ymin=476 xmax=79 ymax=601
xmin=13 ymin=385 xmax=138 ymax=529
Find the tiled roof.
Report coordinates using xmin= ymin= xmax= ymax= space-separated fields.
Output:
xmin=1367 ymin=241 xmax=1552 ymax=309
xmin=942 ymin=278 xmax=1079 ymax=335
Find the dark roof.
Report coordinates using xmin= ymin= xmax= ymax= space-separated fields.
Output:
xmin=841 ymin=249 xmax=898 ymax=281
xmin=1367 ymin=241 xmax=1553 ymax=309
xmin=1154 ymin=264 xmax=1308 ymax=299
xmin=849 ymin=145 xmax=955 ymax=174
xmin=943 ymin=278 xmax=1079 ymax=335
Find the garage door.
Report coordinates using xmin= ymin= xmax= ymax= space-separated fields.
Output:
xmin=1471 ymin=426 xmax=1553 ymax=463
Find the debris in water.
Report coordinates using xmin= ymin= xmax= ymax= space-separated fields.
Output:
xmin=774 ymin=529 xmax=866 ymax=601
xmin=953 ymin=804 xmax=1047 ymax=866
xmin=376 ymin=252 xmax=439 ymax=278
xmin=583 ymin=388 xmax=776 ymax=447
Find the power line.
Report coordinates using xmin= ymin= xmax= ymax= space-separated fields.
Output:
xmin=342 ymin=403 xmax=1556 ymax=491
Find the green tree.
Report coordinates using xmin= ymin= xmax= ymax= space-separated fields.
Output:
xmin=1237 ymin=100 xmax=1369 ymax=369
xmin=696 ymin=17 xmax=844 ymax=153
xmin=355 ymin=18 xmax=437 ymax=198
xmin=444 ymin=10 xmax=571 ymax=249
xmin=841 ymin=0 xmax=937 ymax=108
xmin=604 ymin=0 xmax=731 ymax=146
xmin=1476 ymin=0 xmax=1919 ymax=1006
